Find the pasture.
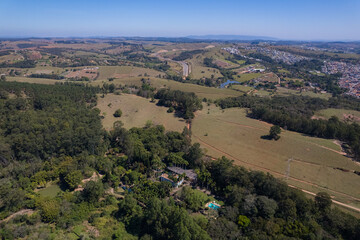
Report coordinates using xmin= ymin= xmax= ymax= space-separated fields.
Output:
xmin=233 ymin=72 xmax=262 ymax=82
xmin=5 ymin=76 xmax=66 ymax=84
xmin=276 ymin=87 xmax=332 ymax=99
xmin=97 ymin=66 xmax=164 ymax=80
xmin=191 ymin=104 xmax=360 ymax=209
xmin=96 ymin=93 xmax=186 ymax=131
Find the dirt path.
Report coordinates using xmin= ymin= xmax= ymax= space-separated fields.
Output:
xmin=0 ymin=209 xmax=34 ymax=223
xmin=214 ymin=118 xmax=266 ymax=131
xmin=289 ymin=185 xmax=360 ymax=213
xmin=193 ymin=134 xmax=360 ymax=205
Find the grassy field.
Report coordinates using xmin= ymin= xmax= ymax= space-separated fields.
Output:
xmin=96 ymin=93 xmax=186 ymax=131
xmin=189 ymin=61 xmax=223 ymax=79
xmin=5 ymin=76 xmax=67 ymax=84
xmin=37 ymin=184 xmax=61 ymax=198
xmin=97 ymin=66 xmax=164 ymax=80
xmin=314 ymin=108 xmax=360 ymax=122
xmin=192 ymin=105 xmax=360 ymax=209
xmin=229 ymin=84 xmax=254 ymax=93
xmin=276 ymin=87 xmax=332 ymax=99
xmin=233 ymin=72 xmax=262 ymax=82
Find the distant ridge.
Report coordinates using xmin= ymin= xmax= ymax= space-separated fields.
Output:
xmin=186 ymin=34 xmax=278 ymax=41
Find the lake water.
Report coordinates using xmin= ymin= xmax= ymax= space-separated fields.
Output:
xmin=219 ymin=80 xmax=240 ymax=88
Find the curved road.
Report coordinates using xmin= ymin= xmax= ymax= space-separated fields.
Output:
xmin=152 ymin=51 xmax=190 ymax=77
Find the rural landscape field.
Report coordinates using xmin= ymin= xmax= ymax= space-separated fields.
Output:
xmin=1 ymin=0 xmax=360 ymax=239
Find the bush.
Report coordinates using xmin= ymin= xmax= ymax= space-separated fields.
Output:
xmin=167 ymin=107 xmax=174 ymax=113
xmin=114 ymin=109 xmax=122 ymax=118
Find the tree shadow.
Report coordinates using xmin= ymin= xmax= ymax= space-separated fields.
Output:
xmin=261 ymin=135 xmax=272 ymax=140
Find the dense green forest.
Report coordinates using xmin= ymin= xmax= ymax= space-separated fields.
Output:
xmin=0 ymin=60 xmax=36 ymax=68
xmin=155 ymin=89 xmax=203 ymax=119
xmin=0 ymin=82 xmax=359 ymax=239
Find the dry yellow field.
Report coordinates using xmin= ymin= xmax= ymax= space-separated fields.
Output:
xmin=96 ymin=93 xmax=186 ymax=131
xmin=192 ymin=104 xmax=360 ymax=209
xmin=97 ymin=66 xmax=165 ymax=80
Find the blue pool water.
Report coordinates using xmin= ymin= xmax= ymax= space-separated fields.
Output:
xmin=219 ymin=80 xmax=240 ymax=88
xmin=208 ymin=203 xmax=220 ymax=210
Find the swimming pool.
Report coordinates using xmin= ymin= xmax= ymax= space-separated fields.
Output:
xmin=208 ymin=203 xmax=220 ymax=210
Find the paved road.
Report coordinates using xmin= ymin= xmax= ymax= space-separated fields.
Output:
xmin=152 ymin=51 xmax=190 ymax=77
xmin=179 ymin=61 xmax=189 ymax=77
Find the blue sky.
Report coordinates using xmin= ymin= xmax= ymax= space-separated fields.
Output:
xmin=1 ymin=0 xmax=359 ymax=40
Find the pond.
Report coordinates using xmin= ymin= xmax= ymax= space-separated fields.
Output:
xmin=219 ymin=80 xmax=240 ymax=88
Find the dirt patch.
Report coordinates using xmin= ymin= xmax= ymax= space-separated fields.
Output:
xmin=214 ymin=60 xmax=231 ymax=68
xmin=311 ymin=115 xmax=326 ymax=120
xmin=27 ymin=51 xmax=42 ymax=60
xmin=343 ymin=113 xmax=360 ymax=122
xmin=0 ymin=209 xmax=34 ymax=223
xmin=66 ymin=67 xmax=98 ymax=80
xmin=83 ymin=221 xmax=100 ymax=237
xmin=157 ymin=49 xmax=168 ymax=53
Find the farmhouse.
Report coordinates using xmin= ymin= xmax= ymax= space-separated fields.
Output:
xmin=167 ymin=166 xmax=197 ymax=181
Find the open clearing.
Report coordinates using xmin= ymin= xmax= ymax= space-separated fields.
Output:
xmin=192 ymin=105 xmax=360 ymax=209
xmin=96 ymin=93 xmax=186 ymax=131
xmin=97 ymin=66 xmax=164 ymax=80
xmin=37 ymin=184 xmax=61 ymax=198
xmin=276 ymin=87 xmax=332 ymax=99
xmin=233 ymin=72 xmax=262 ymax=82
xmin=314 ymin=108 xmax=360 ymax=123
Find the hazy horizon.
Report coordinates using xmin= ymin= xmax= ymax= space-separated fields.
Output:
xmin=1 ymin=0 xmax=360 ymax=41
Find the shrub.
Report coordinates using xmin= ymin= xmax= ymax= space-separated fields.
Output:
xmin=114 ymin=109 xmax=122 ymax=118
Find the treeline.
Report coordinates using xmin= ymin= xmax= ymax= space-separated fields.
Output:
xmin=216 ymin=94 xmax=360 ymax=159
xmin=28 ymin=73 xmax=65 ymax=80
xmin=173 ymin=50 xmax=204 ymax=61
xmin=155 ymin=89 xmax=203 ymax=119
xmin=0 ymin=60 xmax=36 ymax=68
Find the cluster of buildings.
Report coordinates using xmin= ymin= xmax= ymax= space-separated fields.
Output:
xmin=160 ymin=166 xmax=197 ymax=188
xmin=221 ymin=47 xmax=241 ymax=55
xmin=243 ymin=46 xmax=309 ymax=64
xmin=322 ymin=61 xmax=360 ymax=98
xmin=222 ymin=46 xmax=308 ymax=65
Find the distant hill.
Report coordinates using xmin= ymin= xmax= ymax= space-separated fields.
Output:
xmin=186 ymin=34 xmax=278 ymax=41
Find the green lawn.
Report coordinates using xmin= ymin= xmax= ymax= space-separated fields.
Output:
xmin=233 ymin=73 xmax=262 ymax=82
xmin=37 ymin=184 xmax=61 ymax=197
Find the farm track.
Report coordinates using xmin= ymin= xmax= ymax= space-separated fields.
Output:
xmin=192 ymin=133 xmax=360 ymax=212
xmin=0 ymin=209 xmax=34 ymax=223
